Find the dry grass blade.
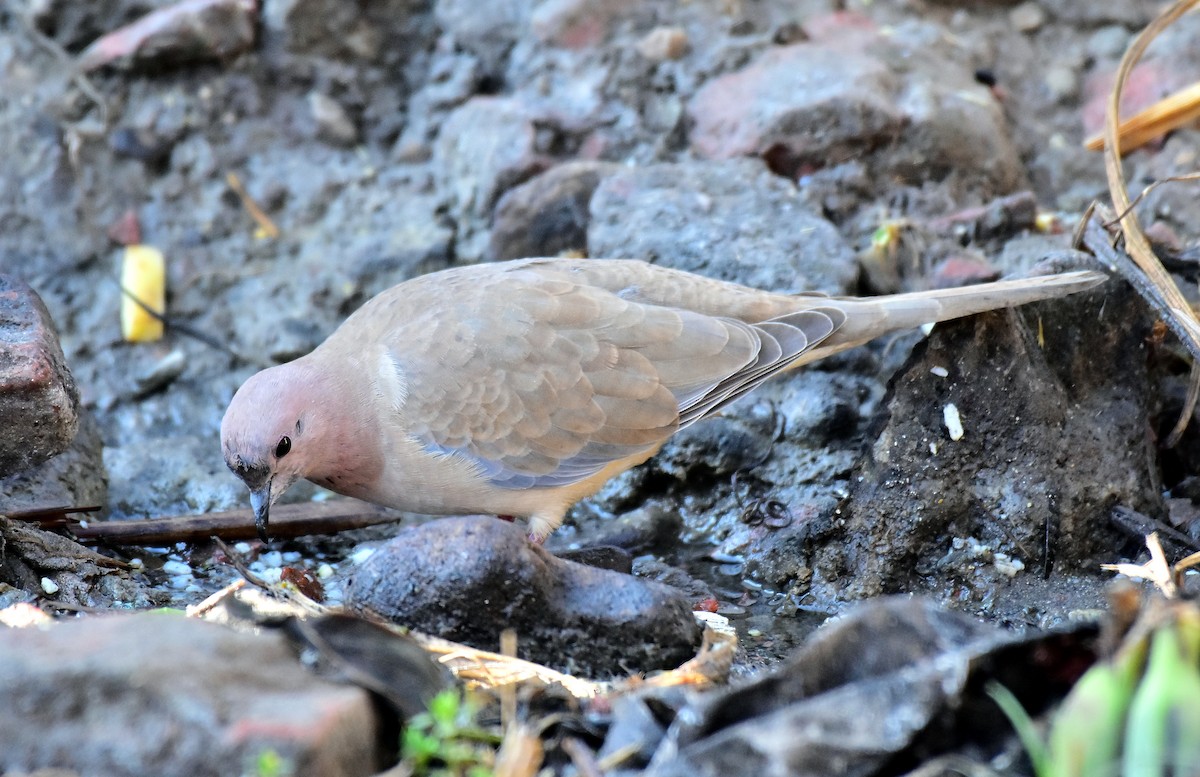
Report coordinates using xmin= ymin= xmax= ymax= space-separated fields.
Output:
xmin=1085 ymin=80 xmax=1200 ymax=153
xmin=1101 ymin=0 xmax=1200 ymax=443
xmin=1102 ymin=532 xmax=1178 ymax=598
xmin=410 ymin=631 xmax=605 ymax=699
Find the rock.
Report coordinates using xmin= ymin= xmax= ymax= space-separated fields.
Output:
xmin=0 ymin=613 xmax=381 ymax=777
xmin=530 ymin=0 xmax=637 ymax=50
xmin=0 ymin=516 xmax=160 ymax=608
xmin=345 ymin=516 xmax=703 ymax=677
xmin=646 ymin=597 xmax=1027 ymax=777
xmin=434 ymin=97 xmax=546 ymax=260
xmin=687 ymin=21 xmax=1023 ymax=193
xmin=688 ymin=38 xmax=902 ymax=175
xmin=434 ymin=0 xmax=529 ymax=74
xmin=636 ymin=26 xmax=690 ymax=61
xmin=810 ymin=280 xmax=1158 ymax=602
xmin=262 ymin=0 xmax=421 ymax=61
xmin=1009 ymin=1 xmax=1047 ymax=32
xmin=77 ymin=0 xmax=257 ymax=73
xmin=588 ymin=159 xmax=857 ymax=294
xmin=0 ymin=410 xmax=107 ymax=515
xmin=488 ymin=160 xmax=618 ymax=261
xmin=309 ymin=92 xmax=359 ymax=146
xmin=103 ymin=434 xmax=253 ymax=519
xmin=929 ymin=255 xmax=1001 ymax=288
xmin=0 ymin=276 xmax=80 ymax=477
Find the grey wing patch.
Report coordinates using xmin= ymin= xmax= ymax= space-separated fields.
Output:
xmin=678 ymin=307 xmax=846 ymax=427
xmin=420 ymin=438 xmax=647 ymax=489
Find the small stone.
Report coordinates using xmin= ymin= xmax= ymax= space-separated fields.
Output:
xmin=134 ymin=349 xmax=186 ymax=397
xmin=1009 ymin=2 xmax=1046 ymax=33
xmin=636 ymin=26 xmax=689 ymax=61
xmin=1087 ymin=25 xmax=1132 ymax=61
xmin=1043 ymin=65 xmax=1078 ymax=103
xmin=488 ymin=161 xmax=617 ymax=261
xmin=309 ymin=92 xmax=358 ymax=146
xmin=39 ymin=577 xmax=59 ymax=595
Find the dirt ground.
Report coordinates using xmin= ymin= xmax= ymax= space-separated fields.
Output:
xmin=3 ymin=0 xmax=1200 ymax=675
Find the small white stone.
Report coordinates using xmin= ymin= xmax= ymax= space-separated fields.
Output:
xmin=349 ymin=547 xmax=377 ymax=565
xmin=930 ymin=366 xmax=949 ymax=378
xmin=317 ymin=563 xmax=336 ymax=579
xmin=161 ymin=560 xmax=192 ymax=577
xmin=994 ymin=553 xmax=1026 ymax=578
xmin=234 ymin=542 xmax=252 ymax=555
xmin=943 ymin=403 xmax=965 ymax=441
xmin=40 ymin=577 xmax=59 ymax=595
xmin=260 ymin=551 xmax=284 ymax=568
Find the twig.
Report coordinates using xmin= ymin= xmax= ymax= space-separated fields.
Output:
xmin=1101 ymin=0 xmax=1200 ymax=443
xmin=4 ymin=505 xmax=102 ymax=527
xmin=226 ymin=172 xmax=280 ymax=238
xmin=68 ymin=500 xmax=400 ymax=545
xmin=21 ymin=18 xmax=110 ymax=127
xmin=561 ymin=737 xmax=604 ymax=777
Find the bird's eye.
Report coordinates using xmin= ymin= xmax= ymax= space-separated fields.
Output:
xmin=275 ymin=436 xmax=292 ymax=458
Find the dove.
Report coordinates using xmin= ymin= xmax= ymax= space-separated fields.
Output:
xmin=220 ymin=257 xmax=1105 ymax=543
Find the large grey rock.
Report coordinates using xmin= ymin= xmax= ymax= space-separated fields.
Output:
xmin=0 ymin=276 xmax=80 ymax=477
xmin=345 ymin=516 xmax=703 ymax=677
xmin=587 ymin=159 xmax=857 ymax=295
xmin=0 ymin=613 xmax=380 ymax=777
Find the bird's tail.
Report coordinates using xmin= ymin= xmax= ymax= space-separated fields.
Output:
xmin=798 ymin=269 xmax=1108 ymax=364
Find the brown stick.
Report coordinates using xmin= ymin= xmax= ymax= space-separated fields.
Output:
xmin=63 ymin=500 xmax=401 ymax=545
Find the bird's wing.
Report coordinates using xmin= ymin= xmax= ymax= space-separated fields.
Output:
xmin=355 ymin=261 xmax=844 ymax=489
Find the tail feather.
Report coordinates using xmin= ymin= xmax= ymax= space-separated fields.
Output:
xmin=797 ymin=269 xmax=1107 ymax=365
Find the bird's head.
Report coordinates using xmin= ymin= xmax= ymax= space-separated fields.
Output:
xmin=221 ymin=363 xmax=319 ymax=541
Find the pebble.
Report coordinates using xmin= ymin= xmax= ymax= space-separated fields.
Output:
xmin=134 ymin=350 xmax=186 ymax=397
xmin=40 ymin=578 xmax=59 ymax=595
xmin=636 ymin=26 xmax=689 ymax=61
xmin=349 ymin=547 xmax=377 ymax=565
xmin=161 ymin=560 xmax=192 ymax=576
xmin=1087 ymin=25 xmax=1132 ymax=61
xmin=1009 ymin=2 xmax=1046 ymax=33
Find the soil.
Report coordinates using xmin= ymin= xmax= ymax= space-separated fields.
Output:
xmin=2 ymin=0 xmax=1199 ymax=676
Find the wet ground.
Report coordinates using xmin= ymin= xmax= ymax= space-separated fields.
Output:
xmin=3 ymin=0 xmax=1200 ymax=674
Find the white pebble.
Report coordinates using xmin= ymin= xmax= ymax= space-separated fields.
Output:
xmin=994 ymin=553 xmax=1025 ymax=578
xmin=161 ymin=560 xmax=192 ymax=577
xmin=317 ymin=563 xmax=335 ymax=579
xmin=349 ymin=547 xmax=377 ymax=565
xmin=281 ymin=551 xmax=302 ymax=564
xmin=259 ymin=551 xmax=284 ymax=568
xmin=40 ymin=577 xmax=60 ymax=595
xmin=234 ymin=542 xmax=252 ymax=555
xmin=169 ymin=575 xmax=193 ymax=590
xmin=258 ymin=567 xmax=283 ymax=584
xmin=943 ymin=403 xmax=965 ymax=441
xmin=930 ymin=366 xmax=949 ymax=378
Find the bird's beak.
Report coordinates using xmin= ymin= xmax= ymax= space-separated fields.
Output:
xmin=250 ymin=482 xmax=271 ymax=542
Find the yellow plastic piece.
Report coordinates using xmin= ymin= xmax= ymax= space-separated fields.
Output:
xmin=120 ymin=245 xmax=165 ymax=342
